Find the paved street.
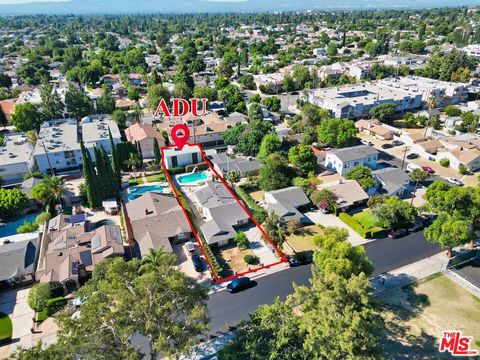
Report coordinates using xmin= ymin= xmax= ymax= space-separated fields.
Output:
xmin=208 ymin=230 xmax=442 ymax=332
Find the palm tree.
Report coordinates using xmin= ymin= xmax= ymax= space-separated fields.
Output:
xmin=32 ymin=176 xmax=66 ymax=214
xmin=124 ymin=153 xmax=141 ymax=181
xmin=140 ymin=248 xmax=177 ymax=272
xmin=424 ymin=97 xmax=437 ymax=137
xmin=132 ymin=104 xmax=144 ymax=124
xmin=409 ymin=168 xmax=429 ymax=206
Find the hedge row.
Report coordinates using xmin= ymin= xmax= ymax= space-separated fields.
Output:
xmin=236 ymin=186 xmax=267 ymax=223
xmin=339 ymin=213 xmax=387 ymax=239
xmin=168 ymin=166 xmax=187 ymax=175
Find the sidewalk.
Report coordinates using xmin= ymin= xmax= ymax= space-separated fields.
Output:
xmin=371 ymin=251 xmax=448 ymax=296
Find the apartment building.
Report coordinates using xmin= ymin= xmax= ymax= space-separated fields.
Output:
xmin=0 ymin=133 xmax=34 ymax=184
xmin=325 ymin=145 xmax=379 ymax=175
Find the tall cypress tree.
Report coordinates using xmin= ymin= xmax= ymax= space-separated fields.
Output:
xmin=153 ymin=138 xmax=161 ymax=165
xmin=81 ymin=142 xmax=101 ymax=209
xmin=136 ymin=141 xmax=143 ymax=164
xmin=101 ymin=146 xmax=118 ymax=199
xmin=94 ymin=146 xmax=108 ymax=201
xmin=109 ymin=129 xmax=121 ymax=190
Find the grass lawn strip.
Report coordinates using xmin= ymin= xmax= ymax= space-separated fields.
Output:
xmin=0 ymin=312 xmax=12 ymax=341
xmin=353 ymin=209 xmax=383 ymax=229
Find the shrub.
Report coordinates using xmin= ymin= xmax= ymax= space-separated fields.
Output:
xmin=458 ymin=164 xmax=468 ymax=175
xmin=234 ymin=232 xmax=249 ymax=249
xmin=0 ymin=312 xmax=12 ymax=341
xmin=244 ymin=254 xmax=258 ymax=264
xmin=45 ymin=297 xmax=68 ymax=316
xmin=168 ymin=166 xmax=187 ymax=175
xmin=339 ymin=212 xmax=369 ymax=238
xmin=35 ymin=212 xmax=52 ymax=225
xmin=16 ymin=220 xmax=39 ymax=234
xmin=439 ymin=158 xmax=450 ymax=167
xmin=28 ymin=283 xmax=52 ymax=311
xmin=236 ymin=186 xmax=267 ymax=223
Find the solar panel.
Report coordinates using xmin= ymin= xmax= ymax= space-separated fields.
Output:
xmin=70 ymin=214 xmax=87 ymax=224
xmin=79 ymin=250 xmax=93 ymax=267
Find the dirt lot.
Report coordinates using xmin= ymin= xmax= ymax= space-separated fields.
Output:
xmin=380 ymin=274 xmax=480 ymax=359
xmin=249 ymin=190 xmax=264 ymax=203
xmin=214 ymin=244 xmax=257 ymax=276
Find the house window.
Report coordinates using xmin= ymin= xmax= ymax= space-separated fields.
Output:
xmin=171 ymin=156 xmax=178 ymax=168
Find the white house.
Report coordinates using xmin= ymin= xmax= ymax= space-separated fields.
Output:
xmin=325 ymin=145 xmax=379 ymax=175
xmin=162 ymin=145 xmax=202 ymax=170
xmin=0 ymin=133 xmax=35 ymax=184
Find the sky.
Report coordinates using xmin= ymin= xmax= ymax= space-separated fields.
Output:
xmin=0 ymin=0 xmax=68 ymax=3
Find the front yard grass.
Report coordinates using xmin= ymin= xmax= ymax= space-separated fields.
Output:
xmin=285 ymin=225 xmax=323 ymax=253
xmin=129 ymin=178 xmax=144 ymax=186
xmin=381 ymin=274 xmax=480 ymax=357
xmin=353 ymin=209 xmax=383 ymax=229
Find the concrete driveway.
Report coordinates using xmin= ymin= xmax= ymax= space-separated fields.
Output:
xmin=0 ymin=287 xmax=34 ymax=358
xmin=304 ymin=210 xmax=373 ymax=246
xmin=244 ymin=226 xmax=278 ymax=266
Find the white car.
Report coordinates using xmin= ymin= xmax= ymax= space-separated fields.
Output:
xmin=446 ymin=177 xmax=463 ymax=186
xmin=361 ymin=139 xmax=373 ymax=146
xmin=184 ymin=242 xmax=196 ymax=256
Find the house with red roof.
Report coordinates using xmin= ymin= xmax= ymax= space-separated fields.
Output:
xmin=124 ymin=123 xmax=166 ymax=159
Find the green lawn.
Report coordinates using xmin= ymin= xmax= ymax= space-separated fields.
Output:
xmin=146 ymin=173 xmax=165 ymax=183
xmin=286 ymin=225 xmax=323 ymax=253
xmin=129 ymin=178 xmax=144 ymax=186
xmin=0 ymin=312 xmax=12 ymax=341
xmin=353 ymin=209 xmax=383 ymax=229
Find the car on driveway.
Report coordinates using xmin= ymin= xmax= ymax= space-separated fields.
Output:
xmin=421 ymin=166 xmax=434 ymax=174
xmin=381 ymin=143 xmax=394 ymax=149
xmin=446 ymin=177 xmax=464 ymax=186
xmin=406 ymin=153 xmax=419 ymax=160
xmin=192 ymin=255 xmax=204 ymax=272
xmin=361 ymin=139 xmax=373 ymax=146
xmin=408 ymin=220 xmax=424 ymax=233
xmin=388 ymin=228 xmax=408 ymax=239
xmin=288 ymin=255 xmax=301 ymax=267
xmin=227 ymin=277 xmax=253 ymax=293
xmin=392 ymin=140 xmax=404 ymax=146
xmin=184 ymin=242 xmax=196 ymax=256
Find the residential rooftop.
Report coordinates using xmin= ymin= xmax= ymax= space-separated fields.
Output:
xmin=0 ymin=132 xmax=33 ymax=166
xmin=329 ymin=145 xmax=379 ymax=163
xmin=34 ymin=119 xmax=80 ymax=155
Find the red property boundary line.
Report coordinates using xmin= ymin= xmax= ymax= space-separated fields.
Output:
xmin=161 ymin=143 xmax=287 ymax=283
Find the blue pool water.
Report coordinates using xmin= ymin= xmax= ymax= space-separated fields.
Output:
xmin=128 ymin=184 xmax=164 ymax=201
xmin=177 ymin=171 xmax=208 ymax=184
xmin=0 ymin=213 xmax=39 ymax=237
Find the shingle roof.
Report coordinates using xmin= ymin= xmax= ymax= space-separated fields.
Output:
xmin=0 ymin=238 xmax=38 ymax=282
xmin=329 ymin=145 xmax=379 ymax=163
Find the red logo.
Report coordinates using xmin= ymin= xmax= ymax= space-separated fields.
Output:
xmin=154 ymin=98 xmax=208 ymax=117
xmin=439 ymin=331 xmax=478 ymax=356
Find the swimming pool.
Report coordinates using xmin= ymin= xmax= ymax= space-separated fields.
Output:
xmin=0 ymin=213 xmax=40 ymax=237
xmin=128 ymin=184 xmax=164 ymax=201
xmin=177 ymin=171 xmax=208 ymax=185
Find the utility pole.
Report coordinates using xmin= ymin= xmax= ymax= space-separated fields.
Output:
xmin=401 ymin=146 xmax=409 ymax=169
xmin=42 ymin=140 xmax=55 ymax=176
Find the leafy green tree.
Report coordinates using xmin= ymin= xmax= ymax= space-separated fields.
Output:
xmin=257 ymin=133 xmax=281 ymax=161
xmin=174 ymin=82 xmax=193 ymax=99
xmin=292 ymin=65 xmax=311 ymax=88
xmin=373 ymin=196 xmax=417 ymax=229
xmin=317 ymin=119 xmax=358 ymax=148
xmin=288 ymin=144 xmax=317 ymax=174
xmin=234 ymin=231 xmax=249 ymax=249
xmin=261 ymin=96 xmax=281 ymax=112
xmin=345 ymin=166 xmax=376 ymax=190
xmin=0 ymin=107 xmax=8 ymax=128
xmin=369 ymin=103 xmax=396 ymax=123
xmin=248 ymin=103 xmax=263 ymax=122
xmin=259 ymin=153 xmax=292 ymax=191
xmin=0 ymin=188 xmax=29 ymax=217
xmin=263 ymin=211 xmax=287 ymax=248
xmin=32 ymin=176 xmax=66 ymax=215
xmin=311 ymin=188 xmax=337 ymax=212
xmin=9 ymin=342 xmax=66 ymax=360
xmin=27 ymin=283 xmax=51 ymax=311
xmin=424 ymin=212 xmax=474 ymax=257
xmin=147 ymin=84 xmax=171 ymax=112
xmin=65 ymin=84 xmax=93 ymax=120
xmin=282 ymin=74 xmax=296 ymax=92
xmin=0 ymin=73 xmax=12 ymax=88
xmin=302 ymin=103 xmax=330 ymax=127
xmin=112 ymin=109 xmax=127 ymax=127
xmin=10 ymin=102 xmax=45 ymax=132
xmin=193 ymin=85 xmax=217 ymax=101
xmin=40 ymin=78 xmax=64 ymax=120
xmin=132 ymin=104 xmax=143 ymax=124
xmin=220 ymin=84 xmax=245 ymax=113
xmin=409 ymin=168 xmax=429 ymax=205
xmin=56 ymin=254 xmax=208 ymax=360
xmin=444 ymin=105 xmax=462 ymax=117
xmin=96 ymin=85 xmax=116 ymax=114
xmin=237 ymin=74 xmax=256 ymax=90
xmin=226 ymin=171 xmax=241 ymax=184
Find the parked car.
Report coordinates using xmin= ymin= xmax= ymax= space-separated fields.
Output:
xmin=192 ymin=255 xmax=204 ymax=272
xmin=388 ymin=228 xmax=408 ymax=239
xmin=406 ymin=163 xmax=422 ymax=172
xmin=421 ymin=215 xmax=436 ymax=227
xmin=226 ymin=277 xmax=253 ymax=293
xmin=381 ymin=143 xmax=394 ymax=149
xmin=421 ymin=166 xmax=434 ymax=174
xmin=406 ymin=153 xmax=419 ymax=160
xmin=392 ymin=140 xmax=404 ymax=146
xmin=408 ymin=220 xmax=424 ymax=233
xmin=446 ymin=177 xmax=464 ymax=186
xmin=361 ymin=139 xmax=373 ymax=146
xmin=288 ymin=254 xmax=301 ymax=267
xmin=184 ymin=242 xmax=196 ymax=256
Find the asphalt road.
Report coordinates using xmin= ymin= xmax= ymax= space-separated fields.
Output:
xmin=208 ymin=231 xmax=441 ymax=333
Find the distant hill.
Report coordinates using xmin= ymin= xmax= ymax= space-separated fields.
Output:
xmin=0 ymin=0 xmax=479 ymax=15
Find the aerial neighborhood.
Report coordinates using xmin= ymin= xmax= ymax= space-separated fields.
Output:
xmin=1 ymin=5 xmax=480 ymax=359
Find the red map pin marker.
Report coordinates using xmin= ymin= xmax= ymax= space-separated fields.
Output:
xmin=171 ymin=124 xmax=190 ymax=150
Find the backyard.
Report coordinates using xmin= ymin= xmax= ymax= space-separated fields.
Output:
xmin=381 ymin=274 xmax=480 ymax=358
xmin=145 ymin=172 xmax=166 ymax=183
